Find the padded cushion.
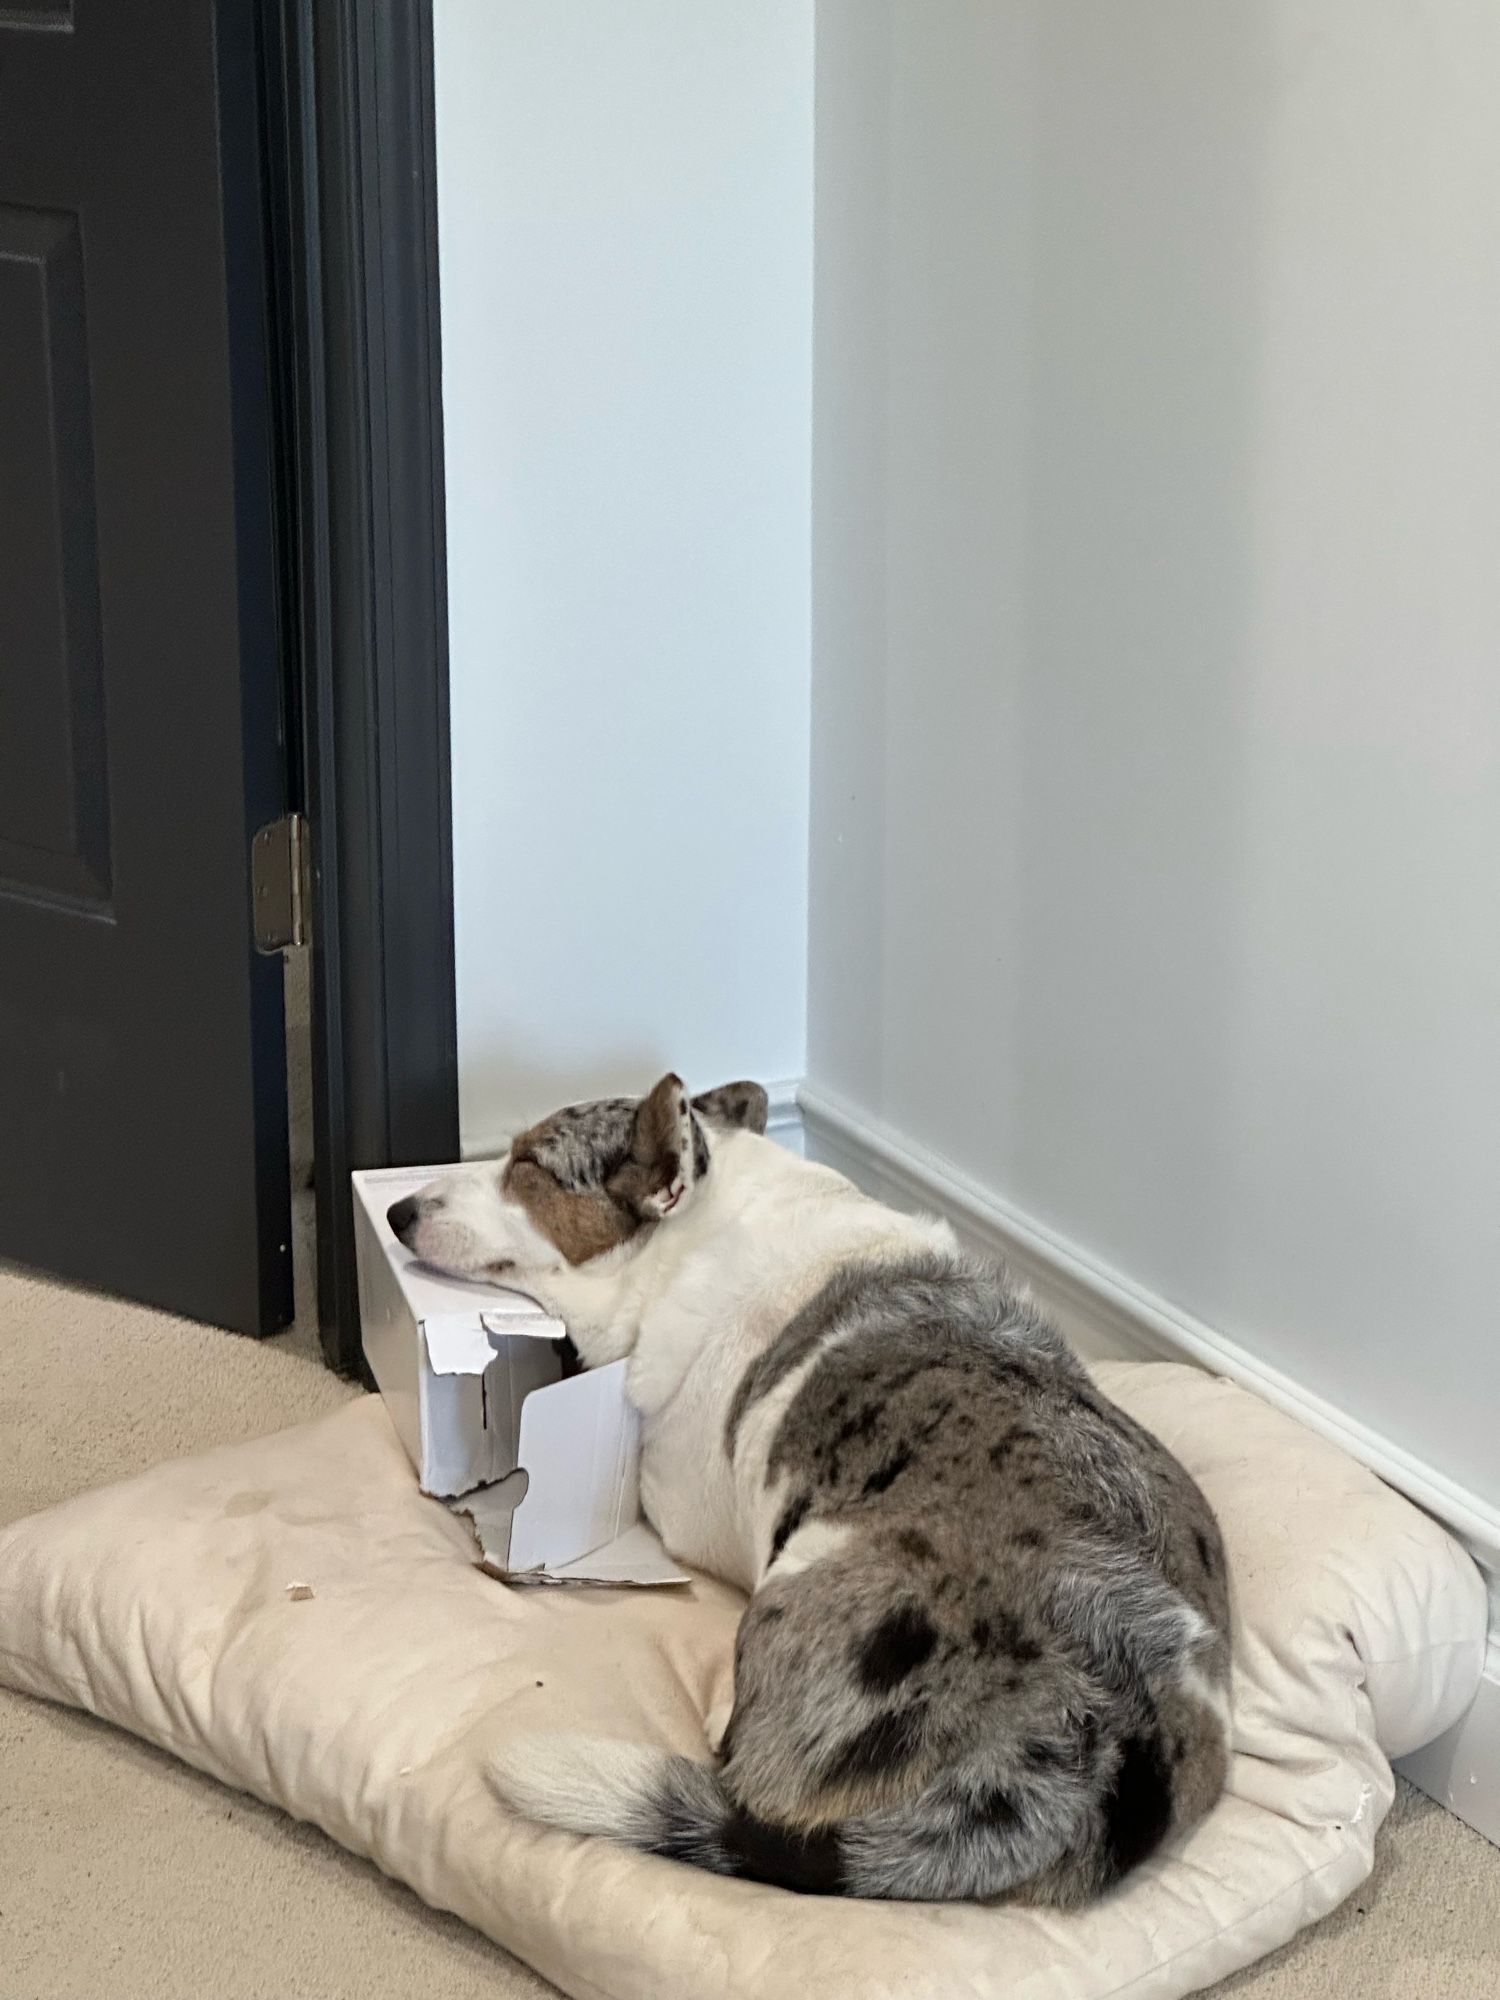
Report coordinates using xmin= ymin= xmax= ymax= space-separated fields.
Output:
xmin=0 ymin=1362 xmax=1484 ymax=2000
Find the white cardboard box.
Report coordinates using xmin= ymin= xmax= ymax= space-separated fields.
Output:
xmin=352 ymin=1165 xmax=685 ymax=1587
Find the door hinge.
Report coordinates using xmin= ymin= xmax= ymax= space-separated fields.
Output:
xmin=251 ymin=812 xmax=310 ymax=953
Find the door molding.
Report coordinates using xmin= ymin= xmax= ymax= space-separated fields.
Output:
xmin=270 ymin=0 xmax=460 ymax=1371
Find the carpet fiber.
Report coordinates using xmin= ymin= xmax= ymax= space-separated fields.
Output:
xmin=2 ymin=1198 xmax=1495 ymax=1997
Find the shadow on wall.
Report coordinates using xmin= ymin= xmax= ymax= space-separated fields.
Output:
xmin=1010 ymin=4 xmax=1267 ymax=1308
xmin=812 ymin=2 xmax=1500 ymax=1502
xmin=811 ymin=0 xmax=1270 ymax=1317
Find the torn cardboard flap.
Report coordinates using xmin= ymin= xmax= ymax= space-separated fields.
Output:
xmin=352 ymin=1164 xmax=688 ymax=1588
xmin=454 ymin=1486 xmax=687 ymax=1590
xmin=475 ymin=1526 xmax=692 ymax=1589
xmin=423 ymin=1306 xmax=557 ymax=1377
xmin=452 ymin=1361 xmax=687 ymax=1584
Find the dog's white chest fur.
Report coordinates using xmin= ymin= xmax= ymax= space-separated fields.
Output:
xmin=616 ymin=1133 xmax=953 ymax=1590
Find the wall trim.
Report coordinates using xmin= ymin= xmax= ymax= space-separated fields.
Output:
xmin=798 ymin=1080 xmax=1500 ymax=1572
xmin=461 ymin=1078 xmax=806 ymax=1167
xmin=1396 ymin=1640 xmax=1500 ymax=1847
xmin=763 ymin=1077 xmax=806 ymax=1152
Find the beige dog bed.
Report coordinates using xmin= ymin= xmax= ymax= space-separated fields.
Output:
xmin=0 ymin=1361 xmax=1483 ymax=2000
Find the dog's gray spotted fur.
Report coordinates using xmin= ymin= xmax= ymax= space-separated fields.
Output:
xmin=723 ymin=1260 xmax=887 ymax=1455
xmin=646 ymin=1253 xmax=1230 ymax=1902
xmin=517 ymin=1085 xmax=764 ymax=1197
xmin=515 ymin=1098 xmax=639 ymax=1190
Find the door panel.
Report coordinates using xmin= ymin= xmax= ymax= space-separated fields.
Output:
xmin=0 ymin=204 xmax=109 ymax=905
xmin=0 ymin=1 xmax=293 ymax=1333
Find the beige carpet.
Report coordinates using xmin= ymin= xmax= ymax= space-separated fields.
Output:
xmin=2 ymin=1075 xmax=1496 ymax=1996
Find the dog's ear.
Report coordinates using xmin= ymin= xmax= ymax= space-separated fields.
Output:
xmin=606 ymin=1073 xmax=697 ymax=1221
xmin=691 ymin=1080 xmax=769 ymax=1136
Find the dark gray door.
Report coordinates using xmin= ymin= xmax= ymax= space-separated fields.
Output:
xmin=0 ymin=1 xmax=293 ymax=1333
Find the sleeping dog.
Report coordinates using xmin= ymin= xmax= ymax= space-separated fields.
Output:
xmin=387 ymin=1074 xmax=1230 ymax=1903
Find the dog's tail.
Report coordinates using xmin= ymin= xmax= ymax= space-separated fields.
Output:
xmin=488 ymin=1735 xmax=847 ymax=1895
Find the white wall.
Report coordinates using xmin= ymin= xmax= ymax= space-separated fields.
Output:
xmin=809 ymin=2 xmax=1500 ymax=1507
xmin=436 ymin=1 xmax=813 ymax=1152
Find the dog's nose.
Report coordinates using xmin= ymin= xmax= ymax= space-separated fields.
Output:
xmin=387 ymin=1195 xmax=420 ymax=1244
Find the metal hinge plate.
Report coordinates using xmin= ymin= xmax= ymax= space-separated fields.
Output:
xmin=251 ymin=812 xmax=310 ymax=953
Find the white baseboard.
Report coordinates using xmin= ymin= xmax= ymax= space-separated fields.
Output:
xmin=798 ymin=1077 xmax=1500 ymax=1846
xmin=762 ymin=1079 xmax=806 ymax=1154
xmin=1397 ymin=1642 xmax=1500 ymax=1846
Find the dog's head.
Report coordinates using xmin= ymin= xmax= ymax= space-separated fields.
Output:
xmin=386 ymin=1074 xmax=768 ymax=1282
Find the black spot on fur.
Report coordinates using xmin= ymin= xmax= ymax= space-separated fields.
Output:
xmin=975 ymin=1785 xmax=1020 ymax=1828
xmin=1195 ymin=1529 xmax=1217 ymax=1577
xmin=862 ymin=1445 xmax=914 ymax=1497
xmin=895 ymin=1528 xmax=936 ymax=1564
xmin=1006 ymin=1620 xmax=1042 ymax=1662
xmin=1101 ymin=1733 xmax=1174 ymax=1882
xmin=1024 ymin=1738 xmax=1068 ymax=1768
xmin=988 ymin=1428 xmax=1033 ymax=1469
xmin=974 ymin=1610 xmax=1041 ymax=1664
xmin=651 ymin=1797 xmax=712 ymax=1867
xmin=721 ymin=1811 xmax=846 ymax=1895
xmin=756 ymin=1603 xmax=785 ymax=1626
xmin=652 ymin=1797 xmax=845 ymax=1896
xmin=830 ymin=1403 xmax=883 ymax=1452
xmin=770 ymin=1494 xmax=810 ymax=1561
xmin=823 ymin=1703 xmax=926 ymax=1787
xmin=986 ymin=1354 xmax=1040 ymax=1393
xmin=856 ymin=1605 xmax=938 ymax=1693
xmin=1011 ymin=1527 xmax=1045 ymax=1550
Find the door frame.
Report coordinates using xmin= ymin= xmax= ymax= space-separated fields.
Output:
xmin=267 ymin=0 xmax=461 ymax=1372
